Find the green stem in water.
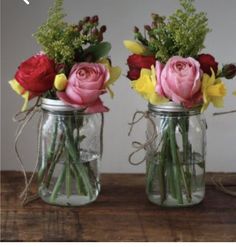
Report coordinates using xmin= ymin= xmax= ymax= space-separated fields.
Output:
xmin=179 ymin=117 xmax=192 ymax=202
xmin=168 ymin=117 xmax=183 ymax=204
xmin=45 ymin=136 xmax=65 ymax=188
xmin=66 ymin=153 xmax=72 ymax=198
xmin=38 ymin=118 xmax=58 ymax=183
xmin=62 ymin=122 xmax=94 ymax=199
xmin=158 ymin=131 xmax=169 ymax=204
xmin=71 ymin=162 xmax=87 ymax=195
xmin=49 ymin=164 xmax=66 ymax=203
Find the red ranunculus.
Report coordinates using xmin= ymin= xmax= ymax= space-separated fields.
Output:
xmin=197 ymin=54 xmax=218 ymax=76
xmin=15 ymin=54 xmax=56 ymax=94
xmin=127 ymin=54 xmax=156 ymax=80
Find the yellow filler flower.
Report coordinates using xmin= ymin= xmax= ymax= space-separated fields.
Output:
xmin=132 ymin=66 xmax=168 ymax=105
xmin=123 ymin=40 xmax=147 ymax=55
xmin=201 ymin=69 xmax=227 ymax=112
xmin=54 ymin=73 xmax=68 ymax=91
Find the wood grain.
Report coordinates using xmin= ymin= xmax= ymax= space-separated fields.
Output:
xmin=1 ymin=171 xmax=236 ymax=242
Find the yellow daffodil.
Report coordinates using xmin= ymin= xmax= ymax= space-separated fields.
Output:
xmin=99 ymin=58 xmax=121 ymax=98
xmin=201 ymin=69 xmax=227 ymax=112
xmin=123 ymin=40 xmax=147 ymax=55
xmin=54 ymin=73 xmax=68 ymax=91
xmin=9 ymin=79 xmax=30 ymax=111
xmin=233 ymin=91 xmax=236 ymax=96
xmin=132 ymin=66 xmax=168 ymax=105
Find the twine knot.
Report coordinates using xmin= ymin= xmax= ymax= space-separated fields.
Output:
xmin=128 ymin=111 xmax=158 ymax=166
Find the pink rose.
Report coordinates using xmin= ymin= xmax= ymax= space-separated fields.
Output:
xmin=157 ymin=56 xmax=202 ymax=108
xmin=57 ymin=62 xmax=110 ymax=113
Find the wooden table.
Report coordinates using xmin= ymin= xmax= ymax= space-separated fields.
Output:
xmin=1 ymin=171 xmax=236 ymax=242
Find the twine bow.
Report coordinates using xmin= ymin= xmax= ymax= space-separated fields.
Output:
xmin=128 ymin=111 xmax=158 ymax=166
xmin=13 ymin=97 xmax=42 ymax=206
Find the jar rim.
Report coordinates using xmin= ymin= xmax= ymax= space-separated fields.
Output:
xmin=148 ymin=102 xmax=202 ymax=114
xmin=41 ymin=98 xmax=85 ymax=113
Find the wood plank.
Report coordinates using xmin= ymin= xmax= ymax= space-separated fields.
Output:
xmin=1 ymin=171 xmax=236 ymax=242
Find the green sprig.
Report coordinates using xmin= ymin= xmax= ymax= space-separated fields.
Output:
xmin=34 ymin=0 xmax=110 ymax=70
xmin=136 ymin=0 xmax=211 ymax=63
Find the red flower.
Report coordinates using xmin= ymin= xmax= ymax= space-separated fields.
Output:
xmin=127 ymin=54 xmax=156 ymax=80
xmin=15 ymin=54 xmax=56 ymax=94
xmin=127 ymin=68 xmax=140 ymax=81
xmin=197 ymin=54 xmax=218 ymax=76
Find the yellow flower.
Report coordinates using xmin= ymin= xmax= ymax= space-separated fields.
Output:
xmin=99 ymin=58 xmax=121 ymax=98
xmin=132 ymin=66 xmax=168 ymax=105
xmin=201 ymin=69 xmax=227 ymax=112
xmin=9 ymin=79 xmax=30 ymax=111
xmin=54 ymin=73 xmax=68 ymax=91
xmin=233 ymin=91 xmax=236 ymax=96
xmin=123 ymin=40 xmax=147 ymax=55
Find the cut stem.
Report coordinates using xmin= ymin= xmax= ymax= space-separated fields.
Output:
xmin=168 ymin=118 xmax=183 ymax=204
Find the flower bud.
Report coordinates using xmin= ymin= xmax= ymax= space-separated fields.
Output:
xmin=134 ymin=26 xmax=139 ymax=33
xmin=222 ymin=64 xmax=236 ymax=79
xmin=144 ymin=25 xmax=151 ymax=32
xmin=83 ymin=16 xmax=90 ymax=23
xmin=151 ymin=13 xmax=158 ymax=21
xmin=100 ymin=25 xmax=107 ymax=33
xmin=91 ymin=15 xmax=99 ymax=23
xmin=54 ymin=74 xmax=68 ymax=91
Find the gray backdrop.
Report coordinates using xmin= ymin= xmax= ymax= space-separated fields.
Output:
xmin=1 ymin=0 xmax=236 ymax=173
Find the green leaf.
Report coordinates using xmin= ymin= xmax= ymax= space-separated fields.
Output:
xmin=84 ymin=42 xmax=111 ymax=61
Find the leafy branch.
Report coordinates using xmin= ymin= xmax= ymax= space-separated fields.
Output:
xmin=34 ymin=0 xmax=110 ymax=70
xmin=134 ymin=0 xmax=211 ymax=63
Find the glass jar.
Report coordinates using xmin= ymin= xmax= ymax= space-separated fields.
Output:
xmin=146 ymin=102 xmax=206 ymax=207
xmin=37 ymin=98 xmax=102 ymax=206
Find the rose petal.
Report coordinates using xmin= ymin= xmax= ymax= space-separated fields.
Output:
xmin=57 ymin=92 xmax=85 ymax=110
xmin=85 ymin=98 xmax=109 ymax=113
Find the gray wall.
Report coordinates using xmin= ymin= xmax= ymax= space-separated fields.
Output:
xmin=1 ymin=0 xmax=236 ymax=173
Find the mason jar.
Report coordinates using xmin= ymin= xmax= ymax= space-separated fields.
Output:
xmin=37 ymin=98 xmax=102 ymax=206
xmin=146 ymin=102 xmax=206 ymax=207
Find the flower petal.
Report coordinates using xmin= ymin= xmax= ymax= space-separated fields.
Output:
xmin=57 ymin=92 xmax=85 ymax=110
xmin=85 ymin=98 xmax=109 ymax=113
xmin=123 ymin=40 xmax=147 ymax=55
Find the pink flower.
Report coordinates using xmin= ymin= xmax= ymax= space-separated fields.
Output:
xmin=57 ymin=62 xmax=110 ymax=113
xmin=157 ymin=56 xmax=202 ymax=108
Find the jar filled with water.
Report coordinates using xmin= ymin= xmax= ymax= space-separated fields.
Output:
xmin=38 ymin=98 xmax=102 ymax=206
xmin=146 ymin=102 xmax=206 ymax=207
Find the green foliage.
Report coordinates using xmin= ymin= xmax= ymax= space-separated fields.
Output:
xmin=136 ymin=0 xmax=211 ymax=63
xmin=84 ymin=42 xmax=112 ymax=62
xmin=34 ymin=0 xmax=110 ymax=70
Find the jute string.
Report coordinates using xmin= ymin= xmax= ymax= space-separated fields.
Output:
xmin=128 ymin=111 xmax=158 ymax=166
xmin=213 ymin=110 xmax=236 ymax=116
xmin=128 ymin=110 xmax=236 ymax=197
xmin=13 ymin=97 xmax=42 ymax=206
xmin=211 ymin=174 xmax=236 ymax=197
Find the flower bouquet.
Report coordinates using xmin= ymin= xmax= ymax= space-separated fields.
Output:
xmin=124 ymin=0 xmax=236 ymax=206
xmin=9 ymin=0 xmax=121 ymax=206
